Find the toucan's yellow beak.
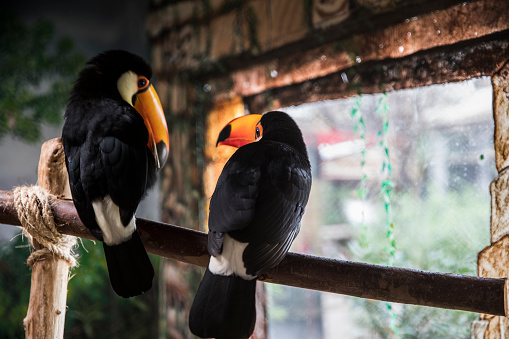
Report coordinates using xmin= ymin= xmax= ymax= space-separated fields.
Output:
xmin=216 ymin=114 xmax=263 ymax=148
xmin=134 ymin=84 xmax=169 ymax=170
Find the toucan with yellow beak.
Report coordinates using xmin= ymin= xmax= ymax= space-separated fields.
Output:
xmin=62 ymin=50 xmax=169 ymax=298
xmin=189 ymin=111 xmax=312 ymax=338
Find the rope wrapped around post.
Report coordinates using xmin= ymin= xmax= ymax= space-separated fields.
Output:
xmin=14 ymin=185 xmax=77 ymax=268
xmin=17 ymin=138 xmax=78 ymax=339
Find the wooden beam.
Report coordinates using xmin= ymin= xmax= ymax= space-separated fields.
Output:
xmin=245 ymin=32 xmax=509 ymax=114
xmin=0 ymin=189 xmax=505 ymax=316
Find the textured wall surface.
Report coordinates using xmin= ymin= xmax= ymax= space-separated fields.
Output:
xmin=476 ymin=61 xmax=509 ymax=338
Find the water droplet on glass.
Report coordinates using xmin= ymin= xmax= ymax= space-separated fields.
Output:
xmin=341 ymin=72 xmax=349 ymax=84
xmin=355 ymin=56 xmax=361 ymax=63
xmin=437 ymin=30 xmax=441 ymax=35
xmin=270 ymin=70 xmax=278 ymax=78
xmin=399 ymin=46 xmax=404 ymax=53
xmin=203 ymin=84 xmax=211 ymax=92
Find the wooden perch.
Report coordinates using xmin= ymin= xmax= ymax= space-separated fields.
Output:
xmin=0 ymin=189 xmax=505 ymax=317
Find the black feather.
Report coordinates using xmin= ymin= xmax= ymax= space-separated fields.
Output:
xmin=189 ymin=268 xmax=256 ymax=339
xmin=208 ymin=231 xmax=224 ymax=257
xmin=103 ymin=231 xmax=154 ymax=298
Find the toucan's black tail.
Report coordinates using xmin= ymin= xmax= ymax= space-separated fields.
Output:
xmin=189 ymin=268 xmax=256 ymax=339
xmin=102 ymin=231 xmax=154 ymax=298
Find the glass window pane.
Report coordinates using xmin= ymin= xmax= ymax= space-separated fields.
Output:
xmin=268 ymin=77 xmax=494 ymax=338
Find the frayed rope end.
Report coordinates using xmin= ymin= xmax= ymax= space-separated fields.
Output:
xmin=13 ymin=185 xmax=78 ymax=267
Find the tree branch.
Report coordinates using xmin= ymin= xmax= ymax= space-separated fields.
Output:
xmin=0 ymin=189 xmax=505 ymax=316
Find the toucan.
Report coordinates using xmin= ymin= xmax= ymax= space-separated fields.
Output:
xmin=62 ymin=50 xmax=169 ymax=298
xmin=189 ymin=111 xmax=312 ymax=339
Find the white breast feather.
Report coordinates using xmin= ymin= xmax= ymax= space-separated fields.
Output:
xmin=92 ymin=195 xmax=136 ymax=245
xmin=208 ymin=234 xmax=256 ymax=280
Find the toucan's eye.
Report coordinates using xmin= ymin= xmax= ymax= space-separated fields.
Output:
xmin=255 ymin=122 xmax=263 ymax=140
xmin=137 ymin=76 xmax=149 ymax=91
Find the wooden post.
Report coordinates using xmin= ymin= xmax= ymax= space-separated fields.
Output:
xmin=23 ymin=138 xmax=74 ymax=339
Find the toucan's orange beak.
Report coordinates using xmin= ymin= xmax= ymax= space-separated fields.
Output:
xmin=134 ymin=84 xmax=169 ymax=170
xmin=216 ymin=114 xmax=263 ymax=148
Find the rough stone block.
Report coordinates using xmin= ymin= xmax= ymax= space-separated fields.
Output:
xmin=269 ymin=0 xmax=307 ymax=49
xmin=484 ymin=316 xmax=509 ymax=339
xmin=209 ymin=11 xmax=237 ymax=60
xmin=312 ymin=0 xmax=349 ymax=29
xmin=161 ymin=1 xmax=198 ymax=27
xmin=241 ymin=0 xmax=269 ymax=53
xmin=168 ymin=81 xmax=187 ymax=114
xmin=491 ymin=173 xmax=509 ymax=243
xmin=471 ymin=319 xmax=489 ymax=339
xmin=152 ymin=24 xmax=204 ymax=72
xmin=478 ymin=235 xmax=509 ymax=319
xmin=147 ymin=0 xmax=222 ymax=37
xmin=203 ymin=97 xmax=244 ymax=228
xmin=493 ymin=61 xmax=509 ymax=172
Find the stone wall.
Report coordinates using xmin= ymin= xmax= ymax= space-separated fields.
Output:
xmin=474 ymin=61 xmax=509 ymax=338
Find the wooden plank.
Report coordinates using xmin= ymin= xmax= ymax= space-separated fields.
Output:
xmin=245 ymin=33 xmax=509 ymax=114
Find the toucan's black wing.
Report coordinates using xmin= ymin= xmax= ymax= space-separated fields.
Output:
xmin=208 ymin=141 xmax=312 ymax=276
xmin=239 ymin=142 xmax=311 ymax=276
xmin=98 ymin=109 xmax=155 ymax=225
xmin=208 ymin=143 xmax=261 ymax=255
xmin=63 ymin=99 xmax=155 ymax=236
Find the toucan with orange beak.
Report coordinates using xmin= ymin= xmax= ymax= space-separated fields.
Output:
xmin=62 ymin=50 xmax=169 ymax=298
xmin=189 ymin=111 xmax=312 ymax=338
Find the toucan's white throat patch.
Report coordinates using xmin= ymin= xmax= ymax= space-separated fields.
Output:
xmin=117 ymin=71 xmax=138 ymax=106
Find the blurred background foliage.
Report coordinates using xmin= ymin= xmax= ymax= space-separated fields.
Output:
xmin=349 ymin=186 xmax=488 ymax=338
xmin=0 ymin=237 xmax=160 ymax=338
xmin=0 ymin=11 xmax=85 ymax=143
xmin=0 ymin=236 xmax=31 ymax=339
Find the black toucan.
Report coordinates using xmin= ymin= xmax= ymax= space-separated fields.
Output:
xmin=62 ymin=50 xmax=169 ymax=298
xmin=189 ymin=111 xmax=312 ymax=339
